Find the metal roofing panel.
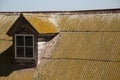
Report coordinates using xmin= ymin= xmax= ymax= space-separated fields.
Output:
xmin=0 ymin=15 xmax=18 ymax=39
xmin=51 ymin=32 xmax=120 ymax=61
xmin=56 ymin=13 xmax=120 ymax=31
xmin=23 ymin=14 xmax=58 ymax=34
xmin=39 ymin=60 xmax=120 ymax=80
xmin=0 ymin=12 xmax=120 ymax=80
xmin=39 ymin=32 xmax=120 ymax=80
xmin=0 ymin=15 xmax=18 ymax=53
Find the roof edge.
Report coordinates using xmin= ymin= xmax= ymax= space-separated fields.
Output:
xmin=0 ymin=8 xmax=120 ymax=15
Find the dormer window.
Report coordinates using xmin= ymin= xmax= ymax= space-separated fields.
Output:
xmin=7 ymin=13 xmax=58 ymax=66
xmin=15 ymin=34 xmax=34 ymax=59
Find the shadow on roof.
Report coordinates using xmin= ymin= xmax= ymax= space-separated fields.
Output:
xmin=0 ymin=45 xmax=35 ymax=77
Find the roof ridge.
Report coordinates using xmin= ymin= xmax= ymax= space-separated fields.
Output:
xmin=0 ymin=8 xmax=120 ymax=14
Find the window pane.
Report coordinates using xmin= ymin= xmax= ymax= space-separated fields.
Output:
xmin=16 ymin=36 xmax=24 ymax=46
xmin=25 ymin=47 xmax=33 ymax=58
xmin=16 ymin=47 xmax=24 ymax=57
xmin=25 ymin=36 xmax=33 ymax=46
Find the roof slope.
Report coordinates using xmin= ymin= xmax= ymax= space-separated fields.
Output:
xmin=0 ymin=15 xmax=18 ymax=53
xmin=52 ymin=32 xmax=120 ymax=61
xmin=0 ymin=10 xmax=120 ymax=80
xmin=39 ymin=59 xmax=119 ymax=80
xmin=39 ymin=13 xmax=120 ymax=80
xmin=39 ymin=32 xmax=120 ymax=80
xmin=23 ymin=14 xmax=58 ymax=34
xmin=56 ymin=13 xmax=120 ymax=31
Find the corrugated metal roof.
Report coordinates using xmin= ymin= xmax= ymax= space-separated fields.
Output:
xmin=23 ymin=14 xmax=58 ymax=34
xmin=38 ymin=13 xmax=120 ymax=80
xmin=0 ymin=15 xmax=18 ymax=53
xmin=0 ymin=15 xmax=18 ymax=40
xmin=51 ymin=32 xmax=120 ymax=61
xmin=39 ymin=32 xmax=120 ymax=80
xmin=39 ymin=59 xmax=119 ymax=80
xmin=0 ymin=12 xmax=120 ymax=80
xmin=56 ymin=13 xmax=120 ymax=31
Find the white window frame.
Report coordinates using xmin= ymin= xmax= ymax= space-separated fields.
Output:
xmin=15 ymin=34 xmax=34 ymax=59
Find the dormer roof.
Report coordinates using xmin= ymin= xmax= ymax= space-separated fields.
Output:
xmin=7 ymin=13 xmax=58 ymax=36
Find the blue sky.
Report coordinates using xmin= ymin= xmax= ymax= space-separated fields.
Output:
xmin=0 ymin=0 xmax=120 ymax=11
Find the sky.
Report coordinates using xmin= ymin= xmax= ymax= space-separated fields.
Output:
xmin=0 ymin=0 xmax=120 ymax=11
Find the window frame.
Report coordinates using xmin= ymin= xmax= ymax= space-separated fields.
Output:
xmin=15 ymin=34 xmax=34 ymax=59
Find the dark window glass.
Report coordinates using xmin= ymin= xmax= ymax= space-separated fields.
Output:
xmin=25 ymin=36 xmax=33 ymax=46
xmin=16 ymin=47 xmax=24 ymax=57
xmin=16 ymin=36 xmax=24 ymax=46
xmin=25 ymin=47 xmax=33 ymax=58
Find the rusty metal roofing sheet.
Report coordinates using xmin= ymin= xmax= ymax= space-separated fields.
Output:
xmin=23 ymin=14 xmax=58 ymax=34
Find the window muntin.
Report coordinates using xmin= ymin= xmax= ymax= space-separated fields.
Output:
xmin=15 ymin=34 xmax=34 ymax=59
